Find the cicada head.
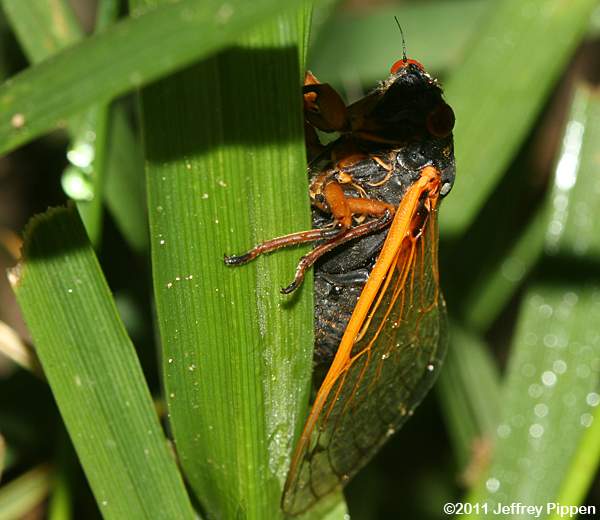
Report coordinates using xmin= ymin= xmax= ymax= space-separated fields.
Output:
xmin=347 ymin=57 xmax=456 ymax=198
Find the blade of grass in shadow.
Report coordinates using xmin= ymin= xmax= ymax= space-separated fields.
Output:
xmin=0 ymin=465 xmax=51 ymax=520
xmin=465 ymin=84 xmax=600 ymax=517
xmin=0 ymin=0 xmax=314 ymax=157
xmin=0 ymin=435 xmax=4 ymax=481
xmin=10 ymin=207 xmax=195 ymax=519
xmin=134 ymin=0 xmax=318 ymax=516
xmin=441 ymin=0 xmax=597 ymax=236
xmin=103 ymin=103 xmax=148 ymax=253
xmin=1 ymin=0 xmax=82 ymax=60
xmin=309 ymin=0 xmax=492 ymax=87
xmin=436 ymin=322 xmax=501 ymax=471
xmin=2 ymin=0 xmax=115 ymax=245
xmin=4 ymin=0 xmax=147 ymax=252
xmin=460 ymin=204 xmax=550 ymax=333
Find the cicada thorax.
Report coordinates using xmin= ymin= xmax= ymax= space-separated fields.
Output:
xmin=309 ymin=131 xmax=449 ymax=369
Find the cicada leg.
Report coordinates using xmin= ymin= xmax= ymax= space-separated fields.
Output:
xmin=224 ymin=227 xmax=340 ymax=266
xmin=303 ymin=71 xmax=349 ymax=134
xmin=280 ymin=210 xmax=392 ymax=294
xmin=225 ymin=177 xmax=395 ymax=292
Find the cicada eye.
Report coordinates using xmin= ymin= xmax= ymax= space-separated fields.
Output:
xmin=426 ymin=103 xmax=455 ymax=138
xmin=390 ymin=58 xmax=425 ymax=74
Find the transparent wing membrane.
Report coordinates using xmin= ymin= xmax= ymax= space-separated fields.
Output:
xmin=283 ymin=170 xmax=446 ymax=515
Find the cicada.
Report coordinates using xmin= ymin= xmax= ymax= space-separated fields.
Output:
xmin=225 ymin=43 xmax=455 ymax=515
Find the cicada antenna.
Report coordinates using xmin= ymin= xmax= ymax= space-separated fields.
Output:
xmin=394 ymin=16 xmax=407 ymax=62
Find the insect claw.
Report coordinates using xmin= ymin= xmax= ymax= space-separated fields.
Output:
xmin=280 ymin=283 xmax=296 ymax=295
xmin=223 ymin=253 xmax=251 ymax=266
xmin=281 ymin=274 xmax=303 ymax=294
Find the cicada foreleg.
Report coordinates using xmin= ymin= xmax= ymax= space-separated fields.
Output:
xmin=303 ymin=71 xmax=350 ymax=161
xmin=280 ymin=210 xmax=392 ymax=294
xmin=224 ymin=179 xmax=395 ymax=294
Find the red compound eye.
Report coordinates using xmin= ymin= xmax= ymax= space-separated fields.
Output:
xmin=426 ymin=103 xmax=455 ymax=138
xmin=390 ymin=58 xmax=425 ymax=74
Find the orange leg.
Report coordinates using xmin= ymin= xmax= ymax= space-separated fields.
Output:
xmin=322 ymin=181 xmax=395 ymax=228
xmin=303 ymin=71 xmax=349 ymax=133
xmin=224 ymin=227 xmax=340 ymax=266
xmin=225 ymin=180 xmax=396 ymax=292
xmin=280 ymin=211 xmax=393 ymax=294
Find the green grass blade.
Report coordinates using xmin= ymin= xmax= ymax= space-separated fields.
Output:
xmin=103 ymin=104 xmax=148 ymax=253
xmin=2 ymin=0 xmax=115 ymax=245
xmin=3 ymin=0 xmax=146 ymax=251
xmin=465 ymin=84 xmax=600 ymax=517
xmin=1 ymin=0 xmax=82 ymax=61
xmin=549 ymin=405 xmax=600 ymax=519
xmin=441 ymin=0 xmax=597 ymax=236
xmin=0 ymin=465 xmax=51 ymax=520
xmin=437 ymin=322 xmax=501 ymax=470
xmin=460 ymin=203 xmax=550 ymax=333
xmin=0 ymin=0 xmax=310 ymax=157
xmin=309 ymin=0 xmax=492 ymax=86
xmin=10 ymin=207 xmax=195 ymax=519
xmin=134 ymin=0 xmax=315 ymax=514
xmin=0 ymin=435 xmax=4 ymax=481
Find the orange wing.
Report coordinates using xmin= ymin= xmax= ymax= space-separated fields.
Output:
xmin=283 ymin=166 xmax=447 ymax=515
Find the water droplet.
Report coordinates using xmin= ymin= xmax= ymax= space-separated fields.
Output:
xmin=553 ymin=359 xmax=567 ymax=374
xmin=577 ymin=364 xmax=591 ymax=378
xmin=528 ymin=383 xmax=543 ymax=398
xmin=529 ymin=423 xmax=544 ymax=438
xmin=539 ymin=304 xmax=553 ymax=318
xmin=541 ymin=371 xmax=557 ymax=387
xmin=215 ymin=3 xmax=234 ymax=23
xmin=534 ymin=403 xmax=549 ymax=418
xmin=497 ymin=424 xmax=511 ymax=438
xmin=586 ymin=392 xmax=600 ymax=407
xmin=486 ymin=477 xmax=500 ymax=493
xmin=427 ymin=364 xmax=435 ymax=372
xmin=67 ymin=142 xmax=95 ymax=169
xmin=581 ymin=413 xmax=594 ymax=427
xmin=62 ymin=165 xmax=94 ymax=201
xmin=543 ymin=334 xmax=558 ymax=348
xmin=166 ymin=282 xmax=173 ymax=288
xmin=11 ymin=113 xmax=26 ymax=128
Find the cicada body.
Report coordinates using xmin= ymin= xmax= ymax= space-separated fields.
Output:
xmin=225 ymin=53 xmax=455 ymax=515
